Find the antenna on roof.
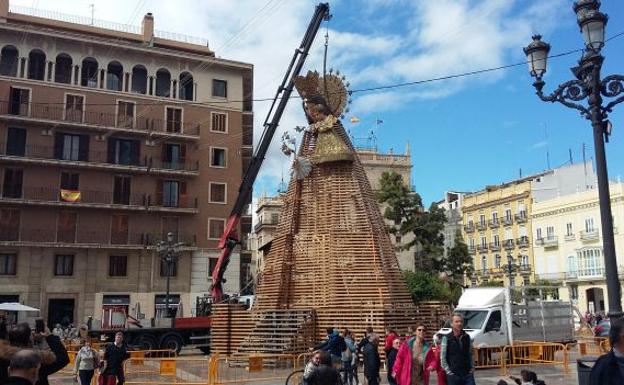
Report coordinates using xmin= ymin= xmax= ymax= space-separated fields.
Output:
xmin=569 ymin=148 xmax=573 ymax=164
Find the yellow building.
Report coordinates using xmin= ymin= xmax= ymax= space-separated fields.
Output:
xmin=462 ymin=177 xmax=542 ymax=286
xmin=532 ymin=182 xmax=624 ymax=314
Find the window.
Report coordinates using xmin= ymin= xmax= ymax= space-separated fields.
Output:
xmin=110 ymin=214 xmax=129 ymax=244
xmin=117 ymin=101 xmax=135 ymax=128
xmin=166 ymin=107 xmax=182 ymax=133
xmin=54 ymin=54 xmax=72 ymax=84
xmin=271 ymin=213 xmax=279 ymax=224
xmin=566 ymin=223 xmax=573 ymax=236
xmin=65 ymin=94 xmax=84 ymax=123
xmin=467 ymin=217 xmax=474 ymax=226
xmin=504 ymin=208 xmax=512 ymax=220
xmin=81 ymin=57 xmax=98 ymax=87
xmin=27 ymin=49 xmax=46 ymax=80
xmin=55 ymin=133 xmax=88 ymax=161
xmin=212 ymin=79 xmax=227 ymax=98
xmin=209 ymin=258 xmax=218 ymax=275
xmin=113 ymin=176 xmax=131 ymax=205
xmin=469 ymin=238 xmax=475 ymax=248
xmin=208 ymin=219 xmax=225 ymax=239
xmin=494 ymin=254 xmax=501 ymax=268
xmin=492 ymin=212 xmax=498 ymax=221
xmin=479 ymin=214 xmax=486 ymax=226
xmin=520 ymin=254 xmax=529 ymax=267
xmin=546 ymin=226 xmax=555 ymax=240
xmin=6 ymin=127 xmax=26 ymax=156
xmin=163 ymin=143 xmax=185 ymax=169
xmin=570 ymin=285 xmax=578 ymax=300
xmin=54 ymin=254 xmax=74 ymax=276
xmin=567 ymin=255 xmax=577 ymax=275
xmin=585 ymin=218 xmax=595 ymax=233
xmin=109 ymin=255 xmax=127 ymax=276
xmin=536 ymin=228 xmax=542 ymax=239
xmin=0 ymin=253 xmax=17 ymax=275
xmin=57 ymin=212 xmax=77 ymax=243
xmin=504 ymin=228 xmax=512 ymax=241
xmin=0 ymin=46 xmax=19 ymax=76
xmin=480 ymin=236 xmax=487 ymax=247
xmin=179 ymin=72 xmax=194 ymax=101
xmin=395 ymin=235 xmax=402 ymax=243
xmin=0 ymin=209 xmax=20 ymax=241
xmin=60 ymin=172 xmax=80 ymax=190
xmin=9 ymin=87 xmax=30 ymax=116
xmin=209 ymin=183 xmax=226 ymax=203
xmin=2 ymin=168 xmax=23 ymax=198
xmin=485 ymin=310 xmax=502 ymax=332
xmin=160 ymin=258 xmax=178 ymax=277
xmin=156 ymin=69 xmax=171 ymax=97
xmin=481 ymin=255 xmax=488 ymax=272
xmin=211 ymin=112 xmax=227 ymax=133
xmin=131 ymin=65 xmax=147 ymax=94
xmin=162 ymin=181 xmax=179 ymax=207
xmin=577 ymin=248 xmax=603 ymax=277
xmin=108 ymin=138 xmax=140 ymax=165
xmin=106 ymin=61 xmax=123 ymax=91
xmin=493 ymin=235 xmax=500 ymax=246
xmin=210 ymin=148 xmax=227 ymax=167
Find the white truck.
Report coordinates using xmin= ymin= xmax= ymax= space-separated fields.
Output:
xmin=436 ymin=287 xmax=575 ymax=347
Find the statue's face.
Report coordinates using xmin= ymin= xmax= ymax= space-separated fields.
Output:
xmin=305 ymin=103 xmax=327 ymax=123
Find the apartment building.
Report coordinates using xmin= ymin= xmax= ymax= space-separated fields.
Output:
xmin=249 ymin=193 xmax=285 ymax=281
xmin=462 ymin=161 xmax=597 ymax=286
xmin=0 ymin=1 xmax=253 ymax=326
xmin=436 ymin=191 xmax=466 ymax=259
xmin=532 ymin=182 xmax=624 ymax=314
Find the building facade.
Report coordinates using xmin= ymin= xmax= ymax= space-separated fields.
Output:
xmin=250 ymin=193 xmax=284 ymax=281
xmin=436 ymin=191 xmax=466 ymax=258
xmin=532 ymin=182 xmax=624 ymax=314
xmin=0 ymin=2 xmax=253 ymax=326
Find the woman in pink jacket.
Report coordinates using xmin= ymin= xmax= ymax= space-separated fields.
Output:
xmin=391 ymin=325 xmax=429 ymax=385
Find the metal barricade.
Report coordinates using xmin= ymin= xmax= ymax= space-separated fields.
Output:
xmin=473 ymin=346 xmax=506 ymax=369
xmin=574 ymin=337 xmax=608 ymax=356
xmin=212 ymin=353 xmax=300 ymax=385
xmin=502 ymin=342 xmax=569 ymax=375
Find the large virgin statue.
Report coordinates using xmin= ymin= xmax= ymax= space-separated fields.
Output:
xmin=253 ymin=70 xmax=417 ymax=343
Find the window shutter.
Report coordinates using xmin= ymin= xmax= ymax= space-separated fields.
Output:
xmin=180 ymin=181 xmax=187 ymax=207
xmin=161 ymin=143 xmax=168 ymax=162
xmin=107 ymin=138 xmax=116 ymax=163
xmin=156 ymin=179 xmax=163 ymax=205
xmin=54 ymin=133 xmax=64 ymax=159
xmin=131 ymin=140 xmax=140 ymax=165
xmin=78 ymin=135 xmax=89 ymax=161
xmin=180 ymin=145 xmax=186 ymax=163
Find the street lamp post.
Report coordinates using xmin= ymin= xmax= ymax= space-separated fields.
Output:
xmin=523 ymin=0 xmax=624 ymax=318
xmin=157 ymin=232 xmax=184 ymax=318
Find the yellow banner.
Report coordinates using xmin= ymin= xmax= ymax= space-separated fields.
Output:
xmin=60 ymin=189 xmax=81 ymax=202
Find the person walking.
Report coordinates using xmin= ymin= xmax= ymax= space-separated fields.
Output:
xmin=386 ymin=338 xmax=400 ymax=385
xmin=441 ymin=314 xmax=475 ymax=385
xmin=362 ymin=334 xmax=381 ymax=385
xmin=590 ymin=317 xmax=624 ymax=385
xmin=314 ymin=328 xmax=343 ymax=365
xmin=101 ymin=332 xmax=130 ymax=385
xmin=341 ymin=329 xmax=356 ymax=385
xmin=303 ymin=350 xmax=322 ymax=385
xmin=392 ymin=325 xmax=430 ymax=385
xmin=5 ymin=350 xmax=42 ymax=385
xmin=74 ymin=339 xmax=99 ymax=385
xmin=0 ymin=322 xmax=69 ymax=385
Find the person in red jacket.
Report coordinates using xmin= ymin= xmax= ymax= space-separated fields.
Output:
xmin=384 ymin=328 xmax=398 ymax=354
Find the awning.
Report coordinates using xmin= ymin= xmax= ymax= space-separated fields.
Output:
xmin=103 ymin=295 xmax=130 ymax=305
xmin=0 ymin=303 xmax=39 ymax=312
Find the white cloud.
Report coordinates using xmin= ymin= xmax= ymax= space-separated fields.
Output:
xmin=530 ymin=140 xmax=549 ymax=150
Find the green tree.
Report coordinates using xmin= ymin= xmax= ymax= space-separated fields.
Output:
xmin=376 ymin=172 xmax=447 ymax=269
xmin=403 ymin=270 xmax=453 ymax=303
xmin=478 ymin=280 xmax=505 ymax=287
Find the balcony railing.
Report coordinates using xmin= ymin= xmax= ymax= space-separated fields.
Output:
xmin=518 ymin=263 xmax=532 ymax=273
xmin=565 ymin=268 xmax=605 ymax=280
xmin=580 ymin=230 xmax=599 ymax=241
xmin=502 ymin=216 xmax=513 ymax=226
xmin=535 ymin=236 xmax=558 ymax=247
xmin=254 ymin=219 xmax=279 ymax=233
xmin=514 ymin=212 xmax=528 ymax=223
xmin=488 ymin=219 xmax=500 ymax=229
xmin=0 ymin=142 xmax=199 ymax=173
xmin=152 ymin=194 xmax=198 ymax=209
xmin=464 ymin=224 xmax=475 ymax=233
xmin=503 ymin=239 xmax=515 ymax=250
xmin=477 ymin=244 xmax=488 ymax=252
xmin=468 ymin=245 xmax=476 ymax=254
xmin=564 ymin=233 xmax=576 ymax=241
xmin=476 ymin=222 xmax=487 ymax=231
xmin=2 ymin=186 xmax=146 ymax=206
xmin=489 ymin=242 xmax=501 ymax=251
xmin=516 ymin=236 xmax=530 ymax=248
xmin=0 ymin=101 xmax=201 ymax=136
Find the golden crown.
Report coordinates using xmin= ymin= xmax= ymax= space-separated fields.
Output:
xmin=294 ymin=70 xmax=350 ymax=117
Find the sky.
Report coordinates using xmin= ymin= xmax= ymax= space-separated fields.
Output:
xmin=11 ymin=0 xmax=624 ymax=207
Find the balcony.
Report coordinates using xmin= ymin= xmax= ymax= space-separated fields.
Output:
xmin=489 ymin=242 xmax=501 ymax=251
xmin=0 ymin=101 xmax=200 ymax=139
xmin=516 ymin=236 xmax=530 ymax=248
xmin=518 ymin=263 xmax=532 ymax=274
xmin=1 ymin=187 xmax=197 ymax=213
xmin=468 ymin=245 xmax=476 ymax=254
xmin=503 ymin=239 xmax=515 ymax=250
xmin=477 ymin=269 xmax=490 ymax=278
xmin=254 ymin=219 xmax=279 ymax=233
xmin=477 ymin=244 xmax=488 ymax=252
xmin=502 ymin=216 xmax=513 ymax=226
xmin=565 ymin=268 xmax=605 ymax=281
xmin=464 ymin=223 xmax=475 ymax=233
xmin=489 ymin=267 xmax=505 ymax=277
xmin=488 ymin=219 xmax=500 ymax=229
xmin=564 ymin=233 xmax=576 ymax=241
xmin=0 ymin=228 xmax=197 ymax=249
xmin=535 ymin=272 xmax=566 ymax=281
xmin=514 ymin=211 xmax=528 ymax=223
xmin=476 ymin=221 xmax=487 ymax=231
xmin=0 ymin=143 xmax=199 ymax=175
xmin=580 ymin=229 xmax=600 ymax=242
xmin=535 ymin=236 xmax=558 ymax=248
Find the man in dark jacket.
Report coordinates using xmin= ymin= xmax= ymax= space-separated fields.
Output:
xmin=314 ymin=328 xmax=343 ymax=364
xmin=362 ymin=334 xmax=380 ymax=385
xmin=441 ymin=313 xmax=475 ymax=385
xmin=0 ymin=322 xmax=69 ymax=385
xmin=102 ymin=332 xmax=131 ymax=385
xmin=5 ymin=349 xmax=41 ymax=385
xmin=590 ymin=317 xmax=624 ymax=385
xmin=308 ymin=350 xmax=341 ymax=385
